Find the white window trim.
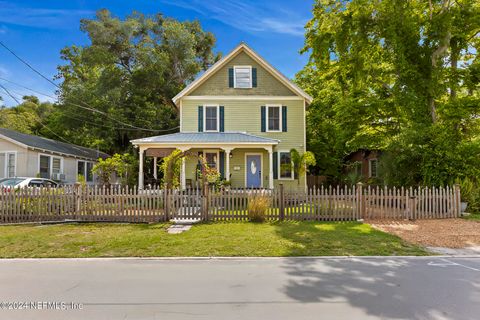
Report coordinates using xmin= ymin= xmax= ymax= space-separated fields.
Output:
xmin=77 ymin=160 xmax=95 ymax=183
xmin=203 ymin=104 xmax=220 ymax=132
xmin=266 ymin=104 xmax=282 ymax=132
xmin=3 ymin=151 xmax=17 ymax=178
xmin=202 ymin=150 xmax=220 ymax=169
xmin=38 ymin=153 xmax=63 ymax=179
xmin=244 ymin=152 xmax=263 ymax=188
xmin=368 ymin=159 xmax=378 ymax=178
xmin=233 ymin=65 xmax=252 ymax=89
xmin=278 ymin=150 xmax=294 ymax=180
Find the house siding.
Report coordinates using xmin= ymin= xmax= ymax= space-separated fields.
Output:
xmin=0 ymin=137 xmax=99 ymax=184
xmin=181 ymin=98 xmax=306 ymax=190
xmin=181 ymin=99 xmax=305 ymax=153
xmin=190 ymin=51 xmax=297 ymax=96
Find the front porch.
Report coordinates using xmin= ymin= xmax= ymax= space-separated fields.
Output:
xmin=131 ymin=132 xmax=281 ymax=190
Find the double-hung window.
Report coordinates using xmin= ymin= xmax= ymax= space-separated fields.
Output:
xmin=369 ymin=159 xmax=378 ymax=178
xmin=39 ymin=155 xmax=50 ymax=178
xmin=77 ymin=160 xmax=94 ymax=182
xmin=39 ymin=154 xmax=62 ymax=179
xmin=267 ymin=105 xmax=281 ymax=132
xmin=204 ymin=152 xmax=218 ymax=169
xmin=6 ymin=152 xmax=16 ymax=178
xmin=234 ymin=66 xmax=252 ymax=88
xmin=204 ymin=105 xmax=219 ymax=132
xmin=279 ymin=151 xmax=293 ymax=179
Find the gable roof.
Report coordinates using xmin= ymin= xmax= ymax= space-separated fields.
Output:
xmin=172 ymin=42 xmax=313 ymax=105
xmin=0 ymin=127 xmax=109 ymax=161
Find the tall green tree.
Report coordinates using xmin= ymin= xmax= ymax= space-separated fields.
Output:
xmin=0 ymin=95 xmax=54 ymax=134
xmin=298 ymin=0 xmax=480 ymax=185
xmin=51 ymin=9 xmax=219 ymax=153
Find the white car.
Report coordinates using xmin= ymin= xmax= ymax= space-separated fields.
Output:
xmin=0 ymin=177 xmax=59 ymax=190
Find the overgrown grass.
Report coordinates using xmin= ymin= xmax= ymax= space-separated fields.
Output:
xmin=0 ymin=222 xmax=428 ymax=258
xmin=464 ymin=213 xmax=480 ymax=220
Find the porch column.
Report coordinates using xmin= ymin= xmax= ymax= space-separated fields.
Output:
xmin=223 ymin=148 xmax=233 ymax=181
xmin=153 ymin=157 xmax=158 ymax=180
xmin=178 ymin=147 xmax=189 ymax=190
xmin=181 ymin=157 xmax=186 ymax=190
xmin=138 ymin=146 xmax=145 ymax=190
xmin=267 ymin=146 xmax=274 ymax=189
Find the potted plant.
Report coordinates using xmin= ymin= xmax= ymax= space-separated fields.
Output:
xmin=457 ymin=178 xmax=474 ymax=213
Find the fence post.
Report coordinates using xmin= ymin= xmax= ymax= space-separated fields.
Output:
xmin=74 ymin=183 xmax=81 ymax=219
xmin=356 ymin=182 xmax=365 ymax=220
xmin=164 ymin=185 xmax=170 ymax=222
xmin=201 ymin=182 xmax=210 ymax=221
xmin=409 ymin=194 xmax=417 ymax=220
xmin=454 ymin=183 xmax=461 ymax=217
xmin=279 ymin=183 xmax=285 ymax=221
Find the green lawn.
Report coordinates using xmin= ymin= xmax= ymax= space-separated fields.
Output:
xmin=464 ymin=213 xmax=480 ymax=220
xmin=0 ymin=221 xmax=428 ymax=258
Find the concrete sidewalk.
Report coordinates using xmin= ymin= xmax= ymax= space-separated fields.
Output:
xmin=0 ymin=257 xmax=479 ymax=320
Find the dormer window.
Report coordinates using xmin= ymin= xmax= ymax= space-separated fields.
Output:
xmin=234 ymin=66 xmax=252 ymax=88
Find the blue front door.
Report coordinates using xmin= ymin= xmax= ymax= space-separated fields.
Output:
xmin=246 ymin=155 xmax=261 ymax=188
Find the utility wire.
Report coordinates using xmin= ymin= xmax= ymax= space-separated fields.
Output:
xmin=0 ymin=80 xmax=179 ymax=133
xmin=0 ymin=83 xmax=20 ymax=104
xmin=1 ymin=87 xmax=72 ymax=144
xmin=0 ymin=41 xmax=60 ymax=88
xmin=0 ymin=41 xmax=179 ymax=133
xmin=0 ymin=76 xmax=57 ymax=99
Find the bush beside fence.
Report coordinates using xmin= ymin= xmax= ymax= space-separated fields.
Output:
xmin=0 ymin=184 xmax=461 ymax=224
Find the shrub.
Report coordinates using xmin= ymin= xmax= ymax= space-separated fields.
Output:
xmin=247 ymin=194 xmax=270 ymax=222
xmin=456 ymin=177 xmax=480 ymax=214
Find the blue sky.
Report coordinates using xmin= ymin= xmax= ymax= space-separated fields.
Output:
xmin=0 ymin=0 xmax=313 ymax=106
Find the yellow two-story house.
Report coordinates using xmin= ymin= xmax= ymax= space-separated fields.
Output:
xmin=131 ymin=43 xmax=312 ymax=190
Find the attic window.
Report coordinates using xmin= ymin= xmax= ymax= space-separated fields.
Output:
xmin=234 ymin=66 xmax=252 ymax=88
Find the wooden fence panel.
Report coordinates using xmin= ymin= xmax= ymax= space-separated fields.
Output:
xmin=0 ymin=184 xmax=461 ymax=224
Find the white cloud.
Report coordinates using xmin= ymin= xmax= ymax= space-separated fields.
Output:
xmin=161 ymin=0 xmax=307 ymax=36
xmin=0 ymin=2 xmax=93 ymax=29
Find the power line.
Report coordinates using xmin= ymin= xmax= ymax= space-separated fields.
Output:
xmin=0 ymin=41 xmax=60 ymax=88
xmin=0 ymin=83 xmax=20 ymax=104
xmin=0 ymin=80 xmax=180 ymax=133
xmin=0 ymin=41 xmax=179 ymax=133
xmin=0 ymin=77 xmax=57 ymax=100
xmin=1 ymin=87 xmax=72 ymax=144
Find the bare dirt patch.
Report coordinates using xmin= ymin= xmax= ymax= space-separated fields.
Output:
xmin=368 ymin=219 xmax=480 ymax=248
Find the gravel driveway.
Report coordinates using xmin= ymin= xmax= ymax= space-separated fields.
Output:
xmin=369 ymin=219 xmax=480 ymax=249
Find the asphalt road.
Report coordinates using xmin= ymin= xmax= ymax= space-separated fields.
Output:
xmin=0 ymin=257 xmax=479 ymax=320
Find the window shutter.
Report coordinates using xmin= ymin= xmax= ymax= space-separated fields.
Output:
xmin=198 ymin=106 xmax=203 ymax=132
xmin=261 ymin=106 xmax=266 ymax=132
xmin=273 ymin=152 xmax=278 ymax=179
xmin=228 ymin=68 xmax=234 ymax=87
xmin=282 ymin=106 xmax=287 ymax=132
xmin=219 ymin=151 xmax=225 ymax=179
xmin=219 ymin=106 xmax=225 ymax=132
xmin=252 ymin=68 xmax=257 ymax=87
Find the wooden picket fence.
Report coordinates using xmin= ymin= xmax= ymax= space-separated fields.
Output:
xmin=0 ymin=184 xmax=461 ymax=224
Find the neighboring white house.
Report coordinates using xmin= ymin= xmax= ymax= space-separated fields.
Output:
xmin=0 ymin=128 xmax=109 ymax=184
